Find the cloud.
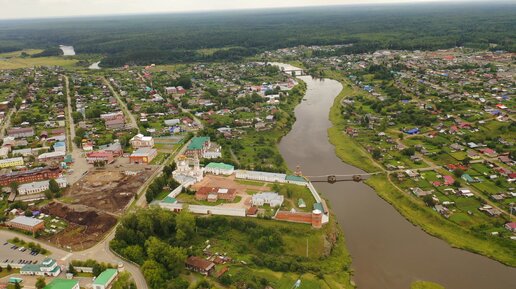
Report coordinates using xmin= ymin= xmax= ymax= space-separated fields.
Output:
xmin=0 ymin=0 xmax=482 ymax=20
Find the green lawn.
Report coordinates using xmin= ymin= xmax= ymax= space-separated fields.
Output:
xmin=411 ymin=281 xmax=445 ymax=289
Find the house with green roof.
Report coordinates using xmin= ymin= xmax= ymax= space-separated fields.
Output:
xmin=461 ymin=173 xmax=475 ymax=183
xmin=44 ymin=279 xmax=79 ymax=289
xmin=21 ymin=258 xmax=61 ymax=276
xmin=204 ymin=162 xmax=235 ymax=175
xmin=285 ymin=175 xmax=307 ymax=185
xmin=93 ymin=268 xmax=118 ymax=289
xmin=187 ymin=137 xmax=210 ymax=152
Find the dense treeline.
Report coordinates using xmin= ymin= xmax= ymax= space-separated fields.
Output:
xmin=110 ymin=208 xmax=348 ymax=289
xmin=0 ymin=3 xmax=514 ymax=66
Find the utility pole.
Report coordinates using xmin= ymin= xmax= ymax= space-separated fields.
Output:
xmin=306 ymin=238 xmax=308 ymax=258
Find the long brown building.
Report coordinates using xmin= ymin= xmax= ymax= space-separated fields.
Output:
xmin=0 ymin=167 xmax=62 ymax=186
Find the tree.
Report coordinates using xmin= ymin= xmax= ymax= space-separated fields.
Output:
xmin=167 ymin=278 xmax=189 ymax=289
xmin=92 ymin=263 xmax=103 ymax=277
xmin=453 ymin=168 xmax=464 ymax=178
xmin=10 ymin=182 xmax=19 ymax=195
xmin=49 ymin=179 xmax=60 ymax=195
xmin=68 ymin=263 xmax=77 ymax=276
xmin=372 ymin=148 xmax=382 ymax=160
xmin=142 ymin=260 xmax=167 ymax=289
xmin=14 ymin=281 xmax=21 ymax=289
xmin=422 ymin=195 xmax=435 ymax=207
xmin=6 ymin=264 xmax=12 ymax=271
xmin=36 ymin=277 xmax=46 ymax=289
xmin=175 ymin=209 xmax=195 ymax=244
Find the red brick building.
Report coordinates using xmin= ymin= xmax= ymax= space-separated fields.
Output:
xmin=6 ymin=216 xmax=45 ymax=233
xmin=0 ymin=167 xmax=62 ymax=186
xmin=86 ymin=151 xmax=115 ymax=164
xmin=195 ymin=187 xmax=237 ymax=202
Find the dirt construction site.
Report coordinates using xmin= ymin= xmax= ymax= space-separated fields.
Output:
xmin=190 ymin=174 xmax=273 ymax=208
xmin=40 ymin=165 xmax=158 ymax=250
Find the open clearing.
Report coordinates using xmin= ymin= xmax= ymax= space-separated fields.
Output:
xmin=65 ymin=166 xmax=158 ymax=214
xmin=39 ymin=165 xmax=158 ymax=250
xmin=41 ymin=202 xmax=117 ymax=250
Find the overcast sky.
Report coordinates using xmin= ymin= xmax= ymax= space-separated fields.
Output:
xmin=0 ymin=0 xmax=488 ymax=20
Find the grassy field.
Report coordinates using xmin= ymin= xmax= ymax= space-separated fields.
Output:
xmin=325 ymin=71 xmax=516 ymax=266
xmin=411 ymin=281 xmax=445 ymax=289
xmin=0 ymin=49 xmax=78 ymax=69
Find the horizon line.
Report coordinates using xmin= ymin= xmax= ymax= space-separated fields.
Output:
xmin=0 ymin=0 xmax=511 ymax=22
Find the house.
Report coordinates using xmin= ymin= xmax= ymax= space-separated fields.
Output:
xmin=92 ymin=269 xmax=118 ymax=289
xmin=164 ymin=119 xmax=180 ymax=126
xmin=38 ymin=151 xmax=66 ymax=164
xmin=100 ymin=111 xmax=124 ymax=121
xmin=443 ymin=175 xmax=455 ymax=186
xmin=185 ymin=256 xmax=215 ymax=276
xmin=98 ymin=142 xmax=123 ymax=156
xmin=450 ymin=143 xmax=465 ymax=151
xmin=7 ymin=127 xmax=34 ymax=138
xmin=6 ymin=216 xmax=45 ymax=233
xmin=130 ymin=134 xmax=154 ymax=148
xmin=44 ymin=279 xmax=79 ymax=289
xmin=18 ymin=177 xmax=67 ymax=195
xmin=129 ymin=147 xmax=157 ymax=164
xmin=105 ymin=118 xmax=125 ymax=129
xmin=405 ymin=128 xmax=419 ymax=135
xmin=458 ymin=188 xmax=474 ymax=197
xmin=82 ymin=141 xmax=94 ymax=151
xmin=165 ymin=87 xmax=178 ymax=95
xmin=467 ymin=150 xmax=480 ymax=159
xmin=498 ymin=155 xmax=513 ymax=165
xmin=252 ymin=192 xmax=284 ymax=207
xmin=411 ymin=187 xmax=433 ymax=197
xmin=461 ymin=174 xmax=475 ymax=183
xmin=479 ymin=205 xmax=502 ymax=217
xmin=504 ymin=222 xmax=516 ymax=232
xmin=186 ymin=136 xmax=211 ymax=157
xmin=21 ymin=258 xmax=61 ymax=277
xmin=53 ymin=141 xmax=66 ymax=153
xmin=86 ymin=151 xmax=115 ymax=164
xmin=195 ymin=187 xmax=237 ymax=202
xmin=0 ymin=157 xmax=24 ymax=168
xmin=204 ymin=162 xmax=234 ymax=175
xmin=480 ymin=148 xmax=497 ymax=158
xmin=434 ymin=204 xmax=449 ymax=217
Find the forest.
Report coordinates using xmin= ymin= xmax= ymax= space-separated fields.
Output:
xmin=0 ymin=2 xmax=514 ymax=66
xmin=110 ymin=207 xmax=352 ymax=289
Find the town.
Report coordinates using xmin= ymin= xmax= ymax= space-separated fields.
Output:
xmin=0 ymin=53 xmax=342 ymax=289
xmin=0 ymin=3 xmax=514 ymax=289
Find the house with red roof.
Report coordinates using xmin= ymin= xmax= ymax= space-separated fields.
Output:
xmin=505 ymin=222 xmax=516 ymax=232
xmin=480 ymin=148 xmax=497 ymax=158
xmin=449 ymin=125 xmax=458 ymax=134
xmin=443 ymin=175 xmax=455 ymax=186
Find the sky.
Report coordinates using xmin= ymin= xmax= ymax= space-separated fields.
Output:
xmin=0 ymin=0 xmax=489 ymax=20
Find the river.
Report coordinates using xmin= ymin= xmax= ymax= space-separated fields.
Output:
xmin=277 ymin=72 xmax=516 ymax=289
xmin=89 ymin=61 xmax=101 ymax=70
xmin=59 ymin=45 xmax=76 ymax=56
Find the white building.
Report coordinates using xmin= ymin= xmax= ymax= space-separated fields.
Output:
xmin=236 ymin=170 xmax=286 ymax=183
xmin=172 ymin=155 xmax=204 ymax=186
xmin=20 ymin=258 xmax=61 ymax=276
xmin=130 ymin=134 xmax=154 ymax=148
xmin=17 ymin=178 xmax=68 ymax=195
xmin=252 ymin=192 xmax=284 ymax=207
xmin=204 ymin=162 xmax=234 ymax=175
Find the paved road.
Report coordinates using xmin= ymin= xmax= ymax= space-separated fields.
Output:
xmin=102 ymin=77 xmax=139 ymax=132
xmin=0 ymin=108 xmax=15 ymax=139
xmin=63 ymin=75 xmax=90 ymax=185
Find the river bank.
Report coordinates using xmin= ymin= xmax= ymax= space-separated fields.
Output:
xmin=325 ymin=70 xmax=516 ymax=267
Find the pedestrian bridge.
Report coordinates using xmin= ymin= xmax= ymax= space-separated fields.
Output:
xmin=304 ymin=172 xmax=382 ymax=183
